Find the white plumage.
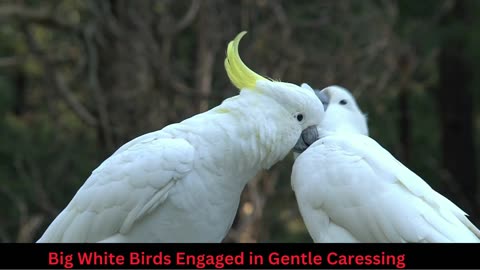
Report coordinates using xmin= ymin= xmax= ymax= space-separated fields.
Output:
xmin=292 ymin=85 xmax=480 ymax=243
xmin=37 ymin=32 xmax=325 ymax=243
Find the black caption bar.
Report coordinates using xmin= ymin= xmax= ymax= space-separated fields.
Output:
xmin=0 ymin=243 xmax=478 ymax=269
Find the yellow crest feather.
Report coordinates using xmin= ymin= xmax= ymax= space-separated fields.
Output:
xmin=224 ymin=31 xmax=269 ymax=90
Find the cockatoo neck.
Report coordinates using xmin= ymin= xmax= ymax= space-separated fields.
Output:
xmin=217 ymin=91 xmax=301 ymax=170
xmin=168 ymin=91 xmax=300 ymax=186
xmin=318 ymin=107 xmax=368 ymax=138
xmin=318 ymin=125 xmax=364 ymax=138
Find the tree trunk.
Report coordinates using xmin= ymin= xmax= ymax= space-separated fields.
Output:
xmin=397 ymin=87 xmax=410 ymax=164
xmin=436 ymin=0 xmax=477 ymax=216
xmin=13 ymin=71 xmax=26 ymax=116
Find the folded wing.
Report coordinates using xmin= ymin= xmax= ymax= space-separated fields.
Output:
xmin=37 ymin=137 xmax=195 ymax=243
xmin=292 ymin=134 xmax=480 ymax=243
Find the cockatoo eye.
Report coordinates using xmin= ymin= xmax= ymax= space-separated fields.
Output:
xmin=339 ymin=99 xmax=348 ymax=105
xmin=296 ymin=113 xmax=304 ymax=122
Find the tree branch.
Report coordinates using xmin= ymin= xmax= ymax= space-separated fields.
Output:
xmin=174 ymin=0 xmax=201 ymax=33
xmin=0 ymin=4 xmax=80 ymax=33
xmin=0 ymin=56 xmax=20 ymax=68
xmin=23 ymin=25 xmax=98 ymax=127
xmin=83 ymin=22 xmax=114 ymax=150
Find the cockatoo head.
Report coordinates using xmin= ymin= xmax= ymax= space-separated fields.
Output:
xmin=315 ymin=85 xmax=368 ymax=136
xmin=224 ymin=32 xmax=325 ymax=162
xmin=293 ymin=84 xmax=368 ymax=156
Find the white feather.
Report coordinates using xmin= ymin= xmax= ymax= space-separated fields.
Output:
xmin=292 ymin=85 xmax=480 ymax=243
xmin=37 ymin=80 xmax=325 ymax=243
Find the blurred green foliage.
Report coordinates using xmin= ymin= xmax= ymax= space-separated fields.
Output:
xmin=0 ymin=0 xmax=478 ymax=243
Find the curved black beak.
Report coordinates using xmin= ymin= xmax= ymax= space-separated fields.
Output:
xmin=293 ymin=126 xmax=319 ymax=154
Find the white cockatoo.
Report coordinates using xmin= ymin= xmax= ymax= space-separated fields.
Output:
xmin=36 ymin=32 xmax=325 ymax=243
xmin=291 ymin=85 xmax=480 ymax=243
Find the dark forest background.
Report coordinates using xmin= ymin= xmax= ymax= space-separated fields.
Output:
xmin=0 ymin=0 xmax=479 ymax=242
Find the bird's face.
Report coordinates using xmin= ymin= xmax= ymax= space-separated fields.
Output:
xmin=318 ymin=85 xmax=368 ymax=136
xmin=251 ymin=80 xmax=325 ymax=162
xmin=256 ymin=80 xmax=325 ymax=134
xmin=318 ymin=86 xmax=363 ymax=116
xmin=291 ymin=83 xmax=325 ymax=155
xmin=223 ymin=31 xmax=325 ymax=154
xmin=293 ymin=85 xmax=368 ymax=155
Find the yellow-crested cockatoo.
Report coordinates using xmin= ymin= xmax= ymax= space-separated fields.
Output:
xmin=291 ymin=85 xmax=480 ymax=243
xmin=36 ymin=32 xmax=325 ymax=243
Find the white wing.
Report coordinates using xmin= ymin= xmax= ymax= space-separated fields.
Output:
xmin=37 ymin=135 xmax=195 ymax=243
xmin=292 ymin=133 xmax=480 ymax=243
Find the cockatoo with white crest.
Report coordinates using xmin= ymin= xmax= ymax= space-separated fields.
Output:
xmin=291 ymin=85 xmax=480 ymax=243
xmin=36 ymin=31 xmax=325 ymax=243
